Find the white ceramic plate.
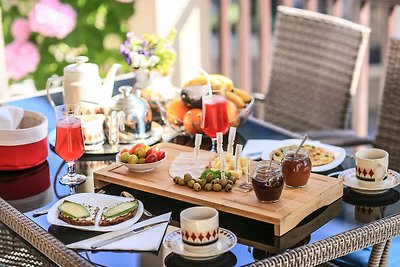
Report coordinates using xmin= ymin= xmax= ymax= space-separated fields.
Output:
xmin=339 ymin=168 xmax=400 ymax=194
xmin=116 ymin=153 xmax=167 ymax=172
xmin=261 ymin=139 xmax=346 ymax=172
xmin=47 ymin=193 xmax=144 ymax=232
xmin=163 ymin=228 xmax=237 ymax=261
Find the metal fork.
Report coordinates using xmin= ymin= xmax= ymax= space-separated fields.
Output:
xmin=120 ymin=191 xmax=154 ymax=217
xmin=32 ymin=189 xmax=106 ymax=218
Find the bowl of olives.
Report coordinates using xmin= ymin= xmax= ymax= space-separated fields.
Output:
xmin=116 ymin=143 xmax=167 ymax=172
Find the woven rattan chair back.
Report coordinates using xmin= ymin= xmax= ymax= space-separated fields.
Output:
xmin=374 ymin=38 xmax=400 ymax=171
xmin=264 ymin=6 xmax=370 ymax=132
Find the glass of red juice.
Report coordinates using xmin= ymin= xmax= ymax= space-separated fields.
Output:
xmin=201 ymin=93 xmax=230 ymax=152
xmin=55 ymin=104 xmax=86 ymax=193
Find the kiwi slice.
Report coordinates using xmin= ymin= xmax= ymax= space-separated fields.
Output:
xmin=58 ymin=200 xmax=90 ymax=219
xmin=103 ymin=201 xmax=138 ymax=219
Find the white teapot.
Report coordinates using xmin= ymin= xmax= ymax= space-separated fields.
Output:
xmin=46 ymin=56 xmax=121 ymax=107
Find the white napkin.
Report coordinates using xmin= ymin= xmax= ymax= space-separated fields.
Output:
xmin=0 ymin=106 xmax=24 ymax=130
xmin=242 ymin=139 xmax=282 ymax=160
xmin=67 ymin=212 xmax=171 ymax=251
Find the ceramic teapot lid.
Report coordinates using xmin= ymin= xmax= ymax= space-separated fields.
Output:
xmin=64 ymin=56 xmax=99 ymax=76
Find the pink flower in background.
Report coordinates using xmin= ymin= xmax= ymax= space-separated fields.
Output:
xmin=5 ymin=41 xmax=40 ymax=80
xmin=28 ymin=0 xmax=77 ymax=39
xmin=11 ymin=19 xmax=31 ymax=41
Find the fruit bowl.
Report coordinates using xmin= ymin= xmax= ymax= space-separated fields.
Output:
xmin=160 ymin=94 xmax=254 ymax=135
xmin=116 ymin=152 xmax=167 ymax=172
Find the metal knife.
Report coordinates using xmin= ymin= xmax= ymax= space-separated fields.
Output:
xmin=91 ymin=219 xmax=170 ymax=249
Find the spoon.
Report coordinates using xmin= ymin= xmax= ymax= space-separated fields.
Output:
xmin=295 ymin=134 xmax=308 ymax=156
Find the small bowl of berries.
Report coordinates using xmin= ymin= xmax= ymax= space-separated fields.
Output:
xmin=116 ymin=143 xmax=167 ymax=172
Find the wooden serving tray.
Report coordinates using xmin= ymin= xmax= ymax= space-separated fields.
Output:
xmin=94 ymin=143 xmax=343 ymax=236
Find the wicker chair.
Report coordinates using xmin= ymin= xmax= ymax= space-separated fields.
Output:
xmin=0 ymin=197 xmax=93 ymax=267
xmin=373 ymin=38 xmax=400 ymax=171
xmin=246 ymin=213 xmax=399 ymax=267
xmin=263 ymin=6 xmax=370 ymax=145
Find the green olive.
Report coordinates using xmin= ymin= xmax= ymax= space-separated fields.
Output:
xmin=225 ymin=184 xmax=233 ymax=192
xmin=220 ymin=178 xmax=228 ymax=187
xmin=173 ymin=176 xmax=181 ymax=184
xmin=184 ymin=173 xmax=192 ymax=183
xmin=178 ymin=178 xmax=186 ymax=186
xmin=227 ymin=180 xmax=234 ymax=185
xmin=211 ymin=179 xmax=220 ymax=185
xmin=204 ymin=183 xmax=213 ymax=191
xmin=199 ymin=179 xmax=207 ymax=188
xmin=206 ymin=173 xmax=214 ymax=182
xmin=187 ymin=179 xmax=195 ymax=188
xmin=193 ymin=183 xmax=202 ymax=191
xmin=230 ymin=177 xmax=238 ymax=184
xmin=213 ymin=183 xmax=223 ymax=192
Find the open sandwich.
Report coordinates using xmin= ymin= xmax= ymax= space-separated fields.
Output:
xmin=58 ymin=200 xmax=99 ymax=226
xmin=99 ymin=200 xmax=139 ymax=226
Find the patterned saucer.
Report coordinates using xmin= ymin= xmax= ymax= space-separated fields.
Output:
xmin=339 ymin=168 xmax=400 ymax=194
xmin=163 ymin=228 xmax=237 ymax=261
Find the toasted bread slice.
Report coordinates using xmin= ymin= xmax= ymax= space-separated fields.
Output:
xmin=99 ymin=200 xmax=138 ymax=226
xmin=58 ymin=200 xmax=99 ymax=226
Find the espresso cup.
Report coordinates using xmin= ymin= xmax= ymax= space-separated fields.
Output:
xmin=81 ymin=114 xmax=105 ymax=147
xmin=180 ymin=206 xmax=219 ymax=253
xmin=355 ymin=148 xmax=389 ymax=186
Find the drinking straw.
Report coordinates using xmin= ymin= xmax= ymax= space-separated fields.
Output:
xmin=199 ymin=67 xmax=213 ymax=96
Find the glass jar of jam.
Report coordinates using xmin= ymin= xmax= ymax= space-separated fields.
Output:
xmin=251 ymin=161 xmax=284 ymax=203
xmin=281 ymin=148 xmax=312 ymax=188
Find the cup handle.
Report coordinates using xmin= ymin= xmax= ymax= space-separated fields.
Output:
xmin=46 ymin=76 xmax=64 ymax=108
xmin=376 ymin=163 xmax=387 ymax=182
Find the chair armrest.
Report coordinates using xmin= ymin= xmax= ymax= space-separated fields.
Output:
xmin=245 ymin=213 xmax=400 ymax=267
xmin=0 ymin=198 xmax=93 ymax=267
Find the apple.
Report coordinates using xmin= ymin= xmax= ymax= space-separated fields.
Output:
xmin=145 ymin=154 xmax=158 ymax=163
xmin=120 ymin=148 xmax=129 ymax=154
xmin=156 ymin=149 xmax=166 ymax=160
xmin=120 ymin=152 xmax=130 ymax=163
xmin=146 ymin=146 xmax=160 ymax=158
xmin=134 ymin=147 xmax=146 ymax=159
xmin=127 ymin=154 xmax=138 ymax=164
xmin=129 ymin=143 xmax=148 ymax=154
xmin=137 ymin=158 xmax=146 ymax=164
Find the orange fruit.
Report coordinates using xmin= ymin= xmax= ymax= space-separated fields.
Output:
xmin=226 ymin=100 xmax=239 ymax=126
xmin=166 ymin=99 xmax=190 ymax=126
xmin=183 ymin=108 xmax=203 ymax=135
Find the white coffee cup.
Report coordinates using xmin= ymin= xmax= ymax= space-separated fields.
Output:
xmin=180 ymin=206 xmax=219 ymax=253
xmin=81 ymin=114 xmax=105 ymax=147
xmin=355 ymin=148 xmax=389 ymax=186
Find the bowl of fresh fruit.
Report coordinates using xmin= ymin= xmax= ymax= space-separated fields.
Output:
xmin=162 ymin=74 xmax=254 ymax=135
xmin=116 ymin=143 xmax=167 ymax=172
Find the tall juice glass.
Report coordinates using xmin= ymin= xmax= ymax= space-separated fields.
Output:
xmin=201 ymin=94 xmax=230 ymax=151
xmin=55 ymin=104 xmax=86 ymax=193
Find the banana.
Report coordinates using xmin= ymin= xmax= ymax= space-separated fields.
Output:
xmin=226 ymin=91 xmax=246 ymax=109
xmin=231 ymin=88 xmax=252 ymax=103
xmin=183 ymin=75 xmax=222 ymax=88
xmin=211 ymin=74 xmax=234 ymax=91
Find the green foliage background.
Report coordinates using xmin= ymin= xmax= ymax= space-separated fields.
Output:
xmin=1 ymin=0 xmax=134 ymax=90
